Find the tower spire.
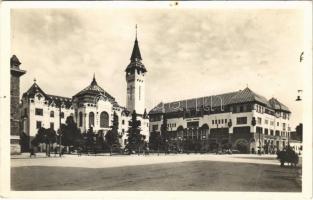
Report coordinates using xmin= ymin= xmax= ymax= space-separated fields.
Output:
xmin=91 ymin=73 xmax=97 ymax=85
xmin=130 ymin=25 xmax=142 ymax=61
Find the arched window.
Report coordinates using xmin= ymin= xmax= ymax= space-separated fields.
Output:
xmin=100 ymin=111 xmax=109 ymax=128
xmin=50 ymin=111 xmax=54 ymax=118
xmin=79 ymin=112 xmax=83 ymax=127
xmin=89 ymin=112 xmax=95 ymax=127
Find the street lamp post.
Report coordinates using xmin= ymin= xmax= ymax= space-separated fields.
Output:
xmin=228 ymin=119 xmax=232 ymax=150
xmin=59 ymin=105 xmax=62 ymax=157
xmin=216 ymin=123 xmax=220 ymax=154
xmin=287 ymin=126 xmax=291 ymax=146
xmin=251 ymin=117 xmax=256 ymax=154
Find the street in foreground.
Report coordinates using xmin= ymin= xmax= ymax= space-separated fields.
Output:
xmin=11 ymin=154 xmax=301 ymax=191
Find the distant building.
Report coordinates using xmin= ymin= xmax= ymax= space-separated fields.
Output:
xmin=290 ymin=123 xmax=303 ymax=142
xmin=10 ymin=55 xmax=26 ymax=154
xmin=20 ymin=33 xmax=149 ymax=149
xmin=149 ymin=87 xmax=291 ymax=153
xmin=289 ymin=140 xmax=302 ymax=155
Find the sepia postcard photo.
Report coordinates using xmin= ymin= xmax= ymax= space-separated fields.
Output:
xmin=0 ymin=1 xmax=312 ymax=199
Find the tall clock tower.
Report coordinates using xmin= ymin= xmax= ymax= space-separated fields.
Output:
xmin=125 ymin=27 xmax=147 ymax=115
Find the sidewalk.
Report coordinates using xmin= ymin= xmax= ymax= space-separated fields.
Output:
xmin=11 ymin=153 xmax=283 ymax=169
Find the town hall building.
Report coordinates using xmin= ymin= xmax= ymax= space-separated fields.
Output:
xmin=149 ymin=87 xmax=292 ymax=153
xmin=20 ymin=33 xmax=149 ymax=148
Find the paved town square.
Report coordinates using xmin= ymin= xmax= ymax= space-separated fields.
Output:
xmin=11 ymin=154 xmax=301 ymax=191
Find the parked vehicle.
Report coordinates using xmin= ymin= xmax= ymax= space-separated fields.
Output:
xmin=277 ymin=147 xmax=299 ymax=167
xmin=231 ymin=149 xmax=240 ymax=154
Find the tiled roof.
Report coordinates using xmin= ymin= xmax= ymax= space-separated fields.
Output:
xmin=10 ymin=55 xmax=21 ymax=68
xmin=149 ymin=91 xmax=238 ymax=114
xmin=22 ymin=83 xmax=73 ymax=109
xmin=268 ymin=98 xmax=290 ymax=112
xmin=73 ymin=76 xmax=122 ymax=108
xmin=149 ymin=87 xmax=290 ymax=114
xmin=125 ymin=38 xmax=147 ymax=73
xmin=130 ymin=39 xmax=142 ymax=61
xmin=230 ymin=87 xmax=271 ymax=107
xmin=22 ymin=83 xmax=49 ymax=99
xmin=73 ymin=76 xmax=115 ymax=101
xmin=47 ymin=94 xmax=72 ymax=109
xmin=125 ymin=60 xmax=147 ymax=73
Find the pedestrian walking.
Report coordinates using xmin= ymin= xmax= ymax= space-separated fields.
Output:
xmin=54 ymin=147 xmax=58 ymax=157
xmin=30 ymin=147 xmax=36 ymax=158
xmin=78 ymin=147 xmax=82 ymax=157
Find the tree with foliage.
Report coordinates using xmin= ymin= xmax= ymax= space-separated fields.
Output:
xmin=31 ymin=127 xmax=57 ymax=157
xmin=126 ymin=110 xmax=144 ymax=155
xmin=105 ymin=111 xmax=121 ymax=155
xmin=160 ymin=115 xmax=168 ymax=153
xmin=20 ymin=131 xmax=30 ymax=152
xmin=84 ymin=126 xmax=96 ymax=154
xmin=97 ymin=130 xmax=106 ymax=152
xmin=295 ymin=123 xmax=303 ymax=142
xmin=60 ymin=116 xmax=84 ymax=150
xmin=149 ymin=130 xmax=162 ymax=155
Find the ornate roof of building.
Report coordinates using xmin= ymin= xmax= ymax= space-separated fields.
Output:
xmin=73 ymin=75 xmax=114 ymax=99
xmin=22 ymin=82 xmax=73 ymax=108
xmin=10 ymin=55 xmax=26 ymax=76
xmin=149 ymin=87 xmax=289 ymax=115
xmin=10 ymin=55 xmax=21 ymax=68
xmin=125 ymin=60 xmax=147 ymax=73
xmin=22 ymin=82 xmax=49 ymax=99
xmin=73 ymin=75 xmax=122 ymax=107
xmin=47 ymin=94 xmax=72 ymax=109
xmin=125 ymin=37 xmax=147 ymax=73
xmin=268 ymin=97 xmax=290 ymax=112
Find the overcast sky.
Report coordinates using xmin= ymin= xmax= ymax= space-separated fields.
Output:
xmin=11 ymin=8 xmax=306 ymax=129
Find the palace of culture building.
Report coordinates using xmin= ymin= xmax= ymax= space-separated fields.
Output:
xmin=20 ymin=33 xmax=149 ymax=148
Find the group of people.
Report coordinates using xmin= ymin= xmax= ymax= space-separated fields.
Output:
xmin=29 ymin=146 xmax=66 ymax=158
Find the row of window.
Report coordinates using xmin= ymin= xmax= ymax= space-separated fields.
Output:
xmin=237 ymin=117 xmax=247 ymax=125
xmin=261 ymin=128 xmax=289 ymax=137
xmin=256 ymin=104 xmax=265 ymax=113
xmin=78 ymin=111 xmax=110 ymax=128
xmin=237 ymin=116 xmax=287 ymax=128
xmin=35 ymin=108 xmax=66 ymax=118
xmin=167 ymin=123 xmax=176 ymax=128
xmin=212 ymin=119 xmax=228 ymax=125
xmin=151 ymin=123 xmax=289 ymax=137
xmin=262 ymin=118 xmax=286 ymax=128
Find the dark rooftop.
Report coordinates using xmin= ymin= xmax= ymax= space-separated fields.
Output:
xmin=149 ymin=87 xmax=290 ymax=114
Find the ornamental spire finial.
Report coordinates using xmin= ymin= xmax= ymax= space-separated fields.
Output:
xmin=91 ymin=73 xmax=97 ymax=85
xmin=135 ymin=24 xmax=138 ymax=40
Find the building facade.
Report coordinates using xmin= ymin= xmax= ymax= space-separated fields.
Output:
xmin=149 ymin=87 xmax=291 ymax=153
xmin=10 ymin=55 xmax=26 ymax=154
xmin=20 ymin=34 xmax=149 ymax=149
